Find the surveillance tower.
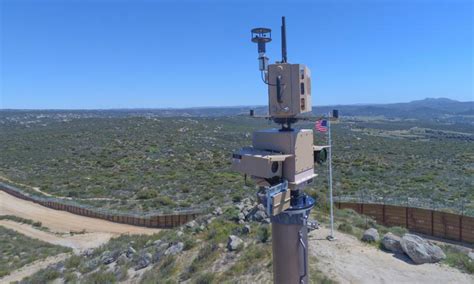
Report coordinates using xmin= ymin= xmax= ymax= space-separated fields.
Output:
xmin=231 ymin=17 xmax=327 ymax=284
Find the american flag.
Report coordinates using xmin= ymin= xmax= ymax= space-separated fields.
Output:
xmin=315 ymin=119 xmax=328 ymax=132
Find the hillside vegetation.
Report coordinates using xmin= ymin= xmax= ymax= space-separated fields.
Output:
xmin=0 ymin=101 xmax=473 ymax=215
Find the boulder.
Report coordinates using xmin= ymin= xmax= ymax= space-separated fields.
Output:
xmin=101 ymin=251 xmax=116 ymax=265
xmin=253 ymin=210 xmax=267 ymax=222
xmin=362 ymin=228 xmax=379 ymax=243
xmin=117 ymin=254 xmax=130 ymax=265
xmin=126 ymin=246 xmax=136 ymax=257
xmin=81 ymin=248 xmax=94 ymax=257
xmin=227 ymin=235 xmax=243 ymax=251
xmin=213 ymin=207 xmax=223 ymax=216
xmin=135 ymin=253 xmax=152 ymax=270
xmin=307 ymin=220 xmax=319 ymax=232
xmin=242 ymin=225 xmax=251 ymax=234
xmin=381 ymin=233 xmax=403 ymax=253
xmin=401 ymin=234 xmax=446 ymax=264
xmin=186 ymin=220 xmax=198 ymax=229
xmin=164 ymin=242 xmax=184 ymax=256
xmin=84 ymin=258 xmax=100 ymax=271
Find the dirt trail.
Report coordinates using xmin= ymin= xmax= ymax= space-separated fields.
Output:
xmin=0 ymin=220 xmax=113 ymax=253
xmin=0 ymin=191 xmax=159 ymax=235
xmin=309 ymin=226 xmax=473 ymax=284
xmin=0 ymin=191 xmax=161 ymax=283
xmin=0 ymin=253 xmax=70 ymax=284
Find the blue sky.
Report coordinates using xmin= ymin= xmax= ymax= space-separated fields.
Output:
xmin=1 ymin=0 xmax=472 ymax=109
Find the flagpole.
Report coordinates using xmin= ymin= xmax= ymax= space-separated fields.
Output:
xmin=327 ymin=113 xmax=336 ymax=240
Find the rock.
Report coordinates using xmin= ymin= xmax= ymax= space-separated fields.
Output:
xmin=238 ymin=212 xmax=245 ymax=221
xmin=253 ymin=210 xmax=267 ymax=222
xmin=213 ymin=207 xmax=223 ymax=216
xmin=177 ymin=231 xmax=184 ymax=237
xmin=101 ymin=251 xmax=116 ymax=265
xmin=227 ymin=235 xmax=243 ymax=251
xmin=401 ymin=234 xmax=446 ymax=264
xmin=307 ymin=220 xmax=319 ymax=231
xmin=263 ymin=218 xmax=271 ymax=224
xmin=117 ymin=254 xmax=129 ymax=265
xmin=235 ymin=203 xmax=245 ymax=211
xmin=164 ymin=242 xmax=184 ymax=256
xmin=381 ymin=233 xmax=403 ymax=253
xmin=242 ymin=225 xmax=251 ymax=234
xmin=156 ymin=242 xmax=168 ymax=252
xmin=84 ymin=258 xmax=100 ymax=270
xmin=362 ymin=228 xmax=379 ymax=243
xmin=206 ymin=217 xmax=216 ymax=225
xmin=186 ymin=220 xmax=198 ymax=228
xmin=81 ymin=248 xmax=94 ymax=257
xmin=153 ymin=239 xmax=163 ymax=246
xmin=135 ymin=253 xmax=152 ymax=270
xmin=127 ymin=246 xmax=136 ymax=257
xmin=199 ymin=225 xmax=205 ymax=231
xmin=238 ymin=220 xmax=245 ymax=225
xmin=468 ymin=251 xmax=474 ymax=261
xmin=257 ymin=204 xmax=266 ymax=211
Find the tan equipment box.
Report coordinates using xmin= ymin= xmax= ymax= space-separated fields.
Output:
xmin=253 ymin=129 xmax=316 ymax=188
xmin=231 ymin=147 xmax=292 ymax=179
xmin=268 ymin=63 xmax=312 ymax=118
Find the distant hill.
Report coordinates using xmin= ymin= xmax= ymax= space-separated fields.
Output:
xmin=312 ymin=98 xmax=473 ymax=120
xmin=1 ymin=98 xmax=472 ymax=121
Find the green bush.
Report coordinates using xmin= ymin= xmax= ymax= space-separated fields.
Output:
xmin=338 ymin=222 xmax=353 ymax=234
xmin=84 ymin=270 xmax=117 ymax=284
xmin=257 ymin=225 xmax=270 ymax=243
xmin=136 ymin=189 xmax=157 ymax=200
xmin=442 ymin=246 xmax=474 ymax=274
xmin=195 ymin=272 xmax=216 ymax=284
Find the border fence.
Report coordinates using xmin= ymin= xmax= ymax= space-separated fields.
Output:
xmin=336 ymin=201 xmax=474 ymax=244
xmin=0 ymin=182 xmax=202 ymax=228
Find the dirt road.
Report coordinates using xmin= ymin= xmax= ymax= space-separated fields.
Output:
xmin=0 ymin=220 xmax=113 ymax=253
xmin=0 ymin=191 xmax=159 ymax=235
xmin=0 ymin=190 xmax=161 ymax=283
xmin=309 ymin=226 xmax=473 ymax=284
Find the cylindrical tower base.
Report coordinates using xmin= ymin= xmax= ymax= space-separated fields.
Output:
xmin=271 ymin=198 xmax=314 ymax=284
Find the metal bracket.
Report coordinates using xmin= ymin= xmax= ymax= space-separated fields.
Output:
xmin=265 ymin=180 xmax=288 ymax=216
xmin=298 ymin=230 xmax=307 ymax=284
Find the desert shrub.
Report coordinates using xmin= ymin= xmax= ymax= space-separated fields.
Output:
xmin=0 ymin=226 xmax=70 ymax=278
xmin=388 ymin=226 xmax=407 ymax=236
xmin=65 ymin=254 xmax=82 ymax=269
xmin=183 ymin=236 xmax=196 ymax=251
xmin=182 ymin=244 xmax=218 ymax=280
xmin=223 ymin=207 xmax=240 ymax=222
xmin=195 ymin=272 xmax=216 ymax=284
xmin=206 ymin=219 xmax=239 ymax=243
xmin=20 ymin=267 xmax=61 ymax=284
xmin=136 ymin=189 xmax=157 ymax=200
xmin=442 ymin=246 xmax=474 ymax=274
xmin=156 ymin=195 xmax=175 ymax=206
xmin=338 ymin=222 xmax=353 ymax=234
xmin=257 ymin=225 xmax=270 ymax=243
xmin=84 ymin=270 xmax=117 ymax=284
xmin=232 ymin=194 xmax=242 ymax=203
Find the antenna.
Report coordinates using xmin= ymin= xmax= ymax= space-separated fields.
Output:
xmin=281 ymin=16 xmax=287 ymax=63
